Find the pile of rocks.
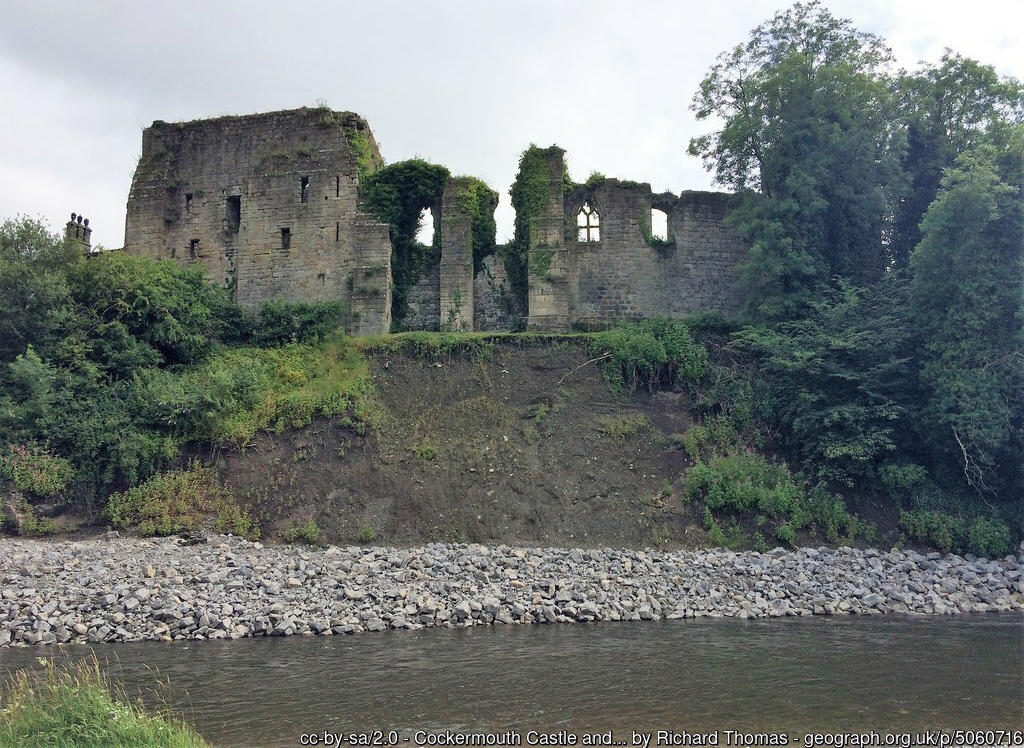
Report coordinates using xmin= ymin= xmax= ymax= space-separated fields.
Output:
xmin=1 ymin=536 xmax=1022 ymax=646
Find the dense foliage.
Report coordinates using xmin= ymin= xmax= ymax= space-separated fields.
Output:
xmin=0 ymin=219 xmax=370 ymax=514
xmin=689 ymin=1 xmax=1023 ymax=551
xmin=690 ymin=1 xmax=898 ymax=320
xmin=451 ymin=176 xmax=500 ymax=273
xmin=0 ymin=2 xmax=1019 ymax=557
xmin=105 ymin=462 xmax=258 ymax=539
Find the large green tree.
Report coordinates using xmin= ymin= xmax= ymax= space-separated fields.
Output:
xmin=908 ymin=136 xmax=1024 ymax=505
xmin=689 ymin=1 xmax=900 ymax=321
xmin=0 ymin=217 xmax=76 ymax=364
xmin=891 ymin=53 xmax=1024 ymax=267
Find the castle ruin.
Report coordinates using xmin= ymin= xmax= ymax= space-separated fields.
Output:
xmin=121 ymin=108 xmax=748 ymax=334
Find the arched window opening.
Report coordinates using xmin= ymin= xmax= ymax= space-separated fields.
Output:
xmin=415 ymin=208 xmax=435 ymax=245
xmin=651 ymin=208 xmax=668 ymax=241
xmin=577 ymin=202 xmax=600 ymax=243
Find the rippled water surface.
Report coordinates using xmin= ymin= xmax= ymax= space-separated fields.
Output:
xmin=1 ymin=615 xmax=1021 ymax=746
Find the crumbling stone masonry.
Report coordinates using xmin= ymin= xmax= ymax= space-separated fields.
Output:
xmin=122 ymin=108 xmax=392 ymax=332
xmin=121 ymin=110 xmax=748 ymax=335
xmin=438 ymin=179 xmax=476 ymax=332
xmin=526 ymin=147 xmax=747 ymax=330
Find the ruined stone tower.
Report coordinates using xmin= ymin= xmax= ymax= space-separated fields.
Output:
xmin=122 ymin=107 xmax=393 ymax=334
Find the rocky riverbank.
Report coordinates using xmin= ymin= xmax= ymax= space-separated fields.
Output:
xmin=2 ymin=535 xmax=1022 ymax=646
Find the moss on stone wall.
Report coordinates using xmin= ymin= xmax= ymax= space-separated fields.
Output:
xmin=451 ymin=176 xmax=499 ymax=272
xmin=360 ymin=160 xmax=450 ymax=325
xmin=343 ymin=128 xmax=375 ymax=181
xmin=506 ymin=145 xmax=559 ymax=304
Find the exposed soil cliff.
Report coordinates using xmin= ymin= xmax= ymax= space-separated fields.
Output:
xmin=216 ymin=341 xmax=708 ymax=547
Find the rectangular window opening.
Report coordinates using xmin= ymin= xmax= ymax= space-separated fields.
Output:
xmin=281 ymin=227 xmax=291 ymax=249
xmin=300 ymin=176 xmax=309 ymax=203
xmin=189 ymin=239 xmax=199 ymax=260
xmin=225 ymin=196 xmax=241 ymax=233
xmin=185 ymin=193 xmax=193 ymax=215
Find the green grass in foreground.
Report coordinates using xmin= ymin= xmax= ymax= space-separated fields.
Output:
xmin=0 ymin=656 xmax=208 ymax=747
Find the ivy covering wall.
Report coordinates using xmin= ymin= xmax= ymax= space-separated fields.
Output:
xmin=505 ymin=145 xmax=573 ymax=305
xmin=360 ymin=161 xmax=499 ymax=327
xmin=360 ymin=160 xmax=449 ymax=325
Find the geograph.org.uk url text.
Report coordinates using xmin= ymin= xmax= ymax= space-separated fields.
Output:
xmin=297 ymin=728 xmax=1024 ymax=747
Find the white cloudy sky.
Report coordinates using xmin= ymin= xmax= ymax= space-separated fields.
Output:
xmin=1 ymin=0 xmax=1021 ymax=247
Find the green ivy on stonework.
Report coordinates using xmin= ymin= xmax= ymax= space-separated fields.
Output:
xmin=506 ymin=145 xmax=563 ymax=306
xmin=451 ymin=176 xmax=499 ymax=273
xmin=360 ymin=160 xmax=450 ymax=325
xmin=528 ymin=247 xmax=554 ymax=277
xmin=361 ymin=162 xmax=499 ymax=328
xmin=641 ymin=223 xmax=676 ymax=255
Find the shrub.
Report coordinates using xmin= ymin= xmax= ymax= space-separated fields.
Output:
xmin=879 ymin=462 xmax=929 ymax=495
xmin=684 ymin=451 xmax=866 ymax=548
xmin=410 ymin=438 xmax=438 ymax=461
xmin=591 ymin=319 xmax=708 ymax=393
xmin=0 ymin=656 xmax=207 ymax=747
xmin=896 ymin=508 xmax=1012 ymax=556
xmin=752 ymin=531 xmax=769 ymax=552
xmin=282 ymin=519 xmax=321 ymax=544
xmin=105 ymin=463 xmax=258 ymax=539
xmin=678 ymin=418 xmax=740 ymax=462
xmin=966 ymin=515 xmax=1012 ymax=558
xmin=358 ymin=525 xmax=377 ymax=543
xmin=187 ymin=334 xmax=375 ymax=445
xmin=683 ymin=453 xmax=802 ymax=519
xmin=776 ymin=522 xmax=796 ymax=545
xmin=899 ymin=509 xmax=959 ymax=552
xmin=13 ymin=501 xmax=58 ymax=537
xmin=247 ymin=300 xmax=346 ymax=347
xmin=0 ymin=444 xmax=73 ymax=498
xmin=596 ymin=414 xmax=651 ymax=440
xmin=803 ymin=489 xmax=858 ymax=543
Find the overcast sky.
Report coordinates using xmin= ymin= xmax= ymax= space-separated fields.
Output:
xmin=2 ymin=0 xmax=1021 ymax=247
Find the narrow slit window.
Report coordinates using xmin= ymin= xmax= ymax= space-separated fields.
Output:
xmin=225 ymin=196 xmax=241 ymax=233
xmin=651 ymin=208 xmax=668 ymax=241
xmin=188 ymin=239 xmax=199 ymax=260
xmin=300 ymin=176 xmax=309 ymax=203
xmin=281 ymin=227 xmax=291 ymax=249
xmin=335 ymin=222 xmax=340 ymax=242
xmin=577 ymin=202 xmax=600 ymax=243
xmin=335 ymin=176 xmax=340 ymax=197
xmin=185 ymin=193 xmax=193 ymax=215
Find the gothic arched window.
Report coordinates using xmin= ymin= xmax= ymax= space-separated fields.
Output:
xmin=577 ymin=202 xmax=600 ymax=243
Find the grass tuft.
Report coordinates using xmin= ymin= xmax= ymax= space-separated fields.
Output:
xmin=0 ymin=655 xmax=208 ymax=747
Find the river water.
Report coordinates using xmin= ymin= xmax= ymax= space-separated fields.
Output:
xmin=1 ymin=615 xmax=1021 ymax=746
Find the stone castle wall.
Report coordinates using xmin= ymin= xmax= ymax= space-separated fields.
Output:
xmin=526 ymin=149 xmax=747 ymax=330
xmin=122 ymin=108 xmax=392 ymax=332
xmin=568 ymin=184 xmax=746 ymax=325
xmin=120 ymin=111 xmax=747 ymax=335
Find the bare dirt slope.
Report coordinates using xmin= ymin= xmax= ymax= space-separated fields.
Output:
xmin=217 ymin=340 xmax=710 ymax=547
